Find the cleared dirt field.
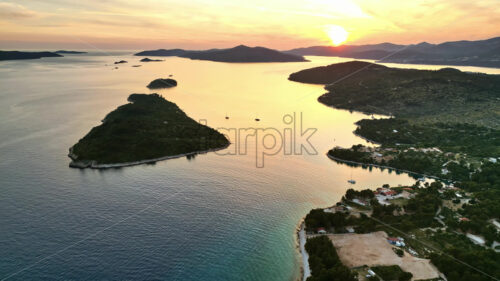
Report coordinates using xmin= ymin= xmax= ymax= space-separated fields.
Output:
xmin=328 ymin=231 xmax=440 ymax=280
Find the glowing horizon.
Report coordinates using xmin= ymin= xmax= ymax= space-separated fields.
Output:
xmin=0 ymin=0 xmax=498 ymax=50
xmin=326 ymin=25 xmax=349 ymax=46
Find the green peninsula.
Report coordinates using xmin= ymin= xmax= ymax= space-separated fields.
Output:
xmin=69 ymin=93 xmax=229 ymax=168
xmin=291 ymin=61 xmax=500 ymax=281
xmin=290 ymin=61 xmax=500 ymax=127
xmin=289 ymin=61 xmax=500 ymax=170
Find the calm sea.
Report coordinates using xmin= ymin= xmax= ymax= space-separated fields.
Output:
xmin=1 ymin=53 xmax=498 ymax=281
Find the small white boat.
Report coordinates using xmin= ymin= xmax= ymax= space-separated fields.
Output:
xmin=348 ymin=171 xmax=356 ymax=184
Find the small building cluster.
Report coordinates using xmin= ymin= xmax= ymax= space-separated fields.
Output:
xmin=375 ymin=188 xmax=397 ymax=196
xmin=352 ymin=198 xmax=370 ymax=207
xmin=324 ymin=205 xmax=348 ymax=213
xmin=405 ymin=147 xmax=443 ymax=154
xmin=366 ymin=269 xmax=376 ymax=278
xmin=374 ymin=187 xmax=411 ymax=205
xmin=407 ymin=248 xmax=418 ymax=256
xmin=387 ymin=237 xmax=405 ymax=247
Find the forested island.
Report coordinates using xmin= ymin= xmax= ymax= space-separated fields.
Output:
xmin=135 ymin=45 xmax=307 ymax=63
xmin=140 ymin=57 xmax=163 ymax=62
xmin=292 ymin=61 xmax=500 ymax=281
xmin=147 ymin=78 xmax=177 ymax=89
xmin=69 ymin=94 xmax=229 ymax=168
xmin=54 ymin=50 xmax=87 ymax=54
xmin=0 ymin=50 xmax=62 ymax=61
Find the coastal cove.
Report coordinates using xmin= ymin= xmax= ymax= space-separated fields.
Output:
xmin=0 ymin=53 xmax=499 ymax=281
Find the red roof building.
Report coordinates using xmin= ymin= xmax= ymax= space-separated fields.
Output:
xmin=382 ymin=190 xmax=397 ymax=196
xmin=317 ymin=227 xmax=327 ymax=234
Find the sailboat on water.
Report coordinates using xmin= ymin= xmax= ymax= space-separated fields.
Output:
xmin=347 ymin=170 xmax=356 ymax=184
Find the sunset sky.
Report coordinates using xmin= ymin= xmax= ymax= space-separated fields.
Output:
xmin=0 ymin=0 xmax=499 ymax=50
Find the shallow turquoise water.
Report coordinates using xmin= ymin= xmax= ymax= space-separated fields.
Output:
xmin=1 ymin=53 xmax=496 ymax=281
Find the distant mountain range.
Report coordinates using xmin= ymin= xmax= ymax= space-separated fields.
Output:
xmin=285 ymin=37 xmax=500 ymax=68
xmin=285 ymin=43 xmax=405 ymax=59
xmin=135 ymin=45 xmax=307 ymax=63
xmin=0 ymin=51 xmax=62 ymax=61
xmin=55 ymin=50 xmax=87 ymax=54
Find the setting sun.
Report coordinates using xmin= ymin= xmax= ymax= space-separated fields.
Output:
xmin=326 ymin=25 xmax=349 ymax=46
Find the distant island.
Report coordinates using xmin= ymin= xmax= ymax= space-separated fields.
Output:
xmin=68 ymin=93 xmax=229 ymax=168
xmin=140 ymin=57 xmax=163 ymax=62
xmin=0 ymin=51 xmax=62 ymax=61
xmin=147 ymin=78 xmax=177 ymax=89
xmin=137 ymin=49 xmax=187 ymax=57
xmin=54 ymin=50 xmax=87 ymax=54
xmin=285 ymin=36 xmax=500 ymax=68
xmin=135 ymin=45 xmax=308 ymax=63
xmin=114 ymin=60 xmax=127 ymax=64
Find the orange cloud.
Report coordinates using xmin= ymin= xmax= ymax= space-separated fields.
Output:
xmin=0 ymin=2 xmax=38 ymax=19
xmin=0 ymin=0 xmax=498 ymax=49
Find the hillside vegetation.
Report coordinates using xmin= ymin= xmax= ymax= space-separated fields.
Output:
xmin=289 ymin=61 xmax=500 ymax=128
xmin=135 ymin=45 xmax=307 ymax=62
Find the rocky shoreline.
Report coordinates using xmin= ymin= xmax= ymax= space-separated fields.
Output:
xmin=68 ymin=143 xmax=230 ymax=169
xmin=326 ymin=152 xmax=449 ymax=182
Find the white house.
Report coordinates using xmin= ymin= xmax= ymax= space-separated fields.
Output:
xmin=317 ymin=227 xmax=327 ymax=234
